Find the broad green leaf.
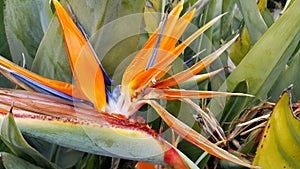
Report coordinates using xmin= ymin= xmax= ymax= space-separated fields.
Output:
xmin=229 ymin=28 xmax=251 ymax=65
xmin=1 ymin=152 xmax=41 ymax=169
xmin=31 ymin=17 xmax=73 ymax=83
xmin=0 ymin=110 xmax=58 ymax=169
xmin=0 ymin=139 xmax=11 ymax=153
xmin=253 ymin=90 xmax=300 ymax=168
xmin=0 ymin=75 xmax=14 ymax=88
xmin=220 ymin=81 xmax=249 ymax=129
xmin=0 ymin=0 xmax=44 ymax=88
xmin=4 ymin=0 xmax=52 ymax=68
xmin=230 ymin=0 xmax=268 ymax=66
xmin=0 ymin=0 xmax=11 ymax=60
xmin=236 ymin=0 xmax=267 ymax=44
xmin=144 ymin=0 xmax=162 ymax=34
xmin=23 ymin=135 xmax=57 ymax=161
xmin=64 ymin=1 xmax=109 ymax=36
xmin=268 ymin=49 xmax=300 ymax=103
xmin=220 ymin=0 xmax=235 ymax=39
xmin=53 ymin=146 xmax=84 ymax=168
xmin=210 ymin=0 xmax=300 ymax=118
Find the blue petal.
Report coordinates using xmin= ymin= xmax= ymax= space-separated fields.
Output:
xmin=11 ymin=71 xmax=93 ymax=106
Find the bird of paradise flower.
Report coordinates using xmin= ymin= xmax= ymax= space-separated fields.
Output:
xmin=0 ymin=0 xmax=258 ymax=168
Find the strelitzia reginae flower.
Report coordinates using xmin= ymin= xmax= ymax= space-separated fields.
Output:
xmin=0 ymin=0 xmax=258 ymax=168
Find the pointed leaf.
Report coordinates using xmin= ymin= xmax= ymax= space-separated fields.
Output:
xmin=236 ymin=0 xmax=267 ymax=44
xmin=253 ymin=90 xmax=300 ymax=168
xmin=229 ymin=28 xmax=251 ymax=65
xmin=268 ymin=49 xmax=300 ymax=102
xmin=220 ymin=81 xmax=249 ymax=130
xmin=0 ymin=109 xmax=58 ymax=169
xmin=0 ymin=0 xmax=10 ymax=60
xmin=230 ymin=0 xmax=268 ymax=65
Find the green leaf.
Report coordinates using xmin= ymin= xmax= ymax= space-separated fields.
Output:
xmin=236 ymin=0 xmax=267 ymax=44
xmin=75 ymin=154 xmax=100 ymax=169
xmin=143 ymin=0 xmax=162 ymax=34
xmin=0 ymin=0 xmax=11 ymax=60
xmin=52 ymin=147 xmax=84 ymax=168
xmin=0 ymin=74 xmax=14 ymax=88
xmin=23 ymin=136 xmax=56 ymax=161
xmin=261 ymin=9 xmax=274 ymax=27
xmin=31 ymin=17 xmax=72 ymax=83
xmin=1 ymin=152 xmax=41 ymax=169
xmin=65 ymin=1 xmax=110 ymax=36
xmin=220 ymin=0 xmax=236 ymax=39
xmin=4 ymin=0 xmax=52 ymax=68
xmin=0 ymin=139 xmax=11 ymax=153
xmin=268 ymin=49 xmax=300 ymax=103
xmin=230 ymin=0 xmax=271 ymax=66
xmin=229 ymin=27 xmax=251 ymax=65
xmin=0 ymin=110 xmax=58 ymax=169
xmin=210 ymin=0 xmax=300 ymax=118
xmin=220 ymin=81 xmax=249 ymax=129
xmin=253 ymin=90 xmax=300 ymax=168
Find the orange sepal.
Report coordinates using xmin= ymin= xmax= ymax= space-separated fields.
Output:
xmin=52 ymin=0 xmax=106 ymax=111
xmin=122 ymin=1 xmax=187 ymax=87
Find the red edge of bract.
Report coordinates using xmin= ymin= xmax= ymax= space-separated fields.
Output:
xmin=100 ymin=112 xmax=159 ymax=137
xmin=0 ymin=111 xmax=159 ymax=137
xmin=164 ymin=147 xmax=189 ymax=169
xmin=0 ymin=111 xmax=83 ymax=125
